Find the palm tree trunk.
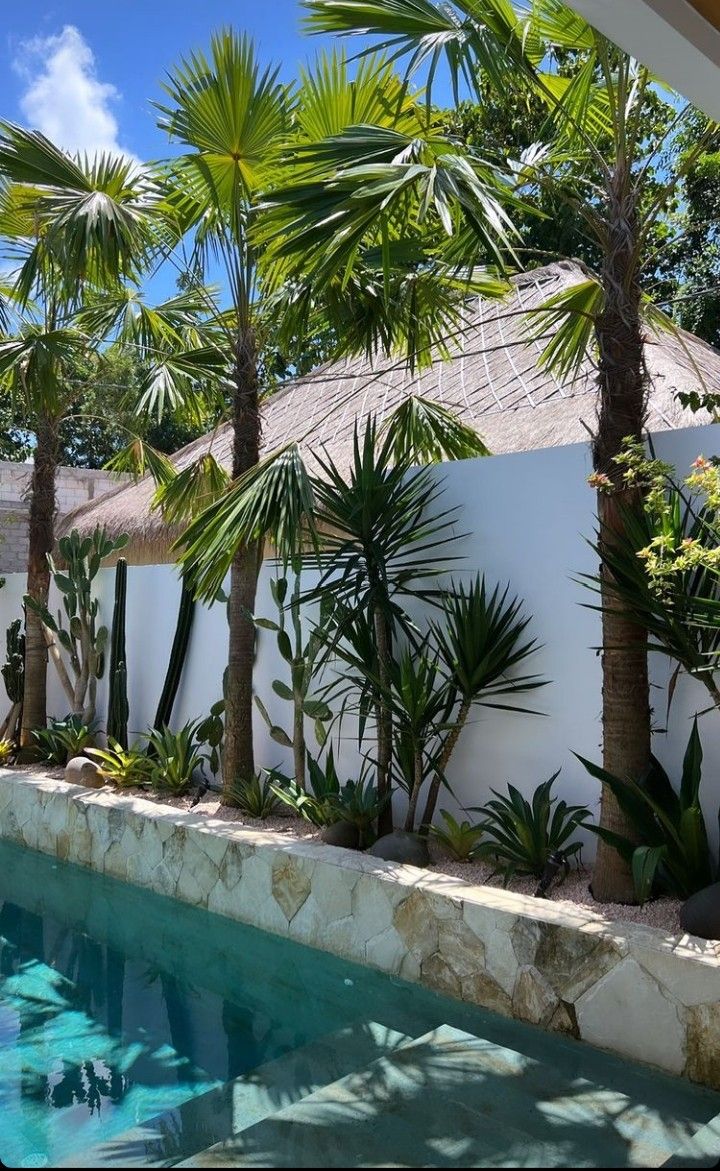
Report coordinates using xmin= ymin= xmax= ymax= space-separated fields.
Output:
xmin=20 ymin=416 xmax=59 ymax=746
xmin=222 ymin=328 xmax=261 ymax=801
xmin=591 ymin=170 xmax=651 ymax=904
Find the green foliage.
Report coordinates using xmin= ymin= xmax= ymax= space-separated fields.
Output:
xmin=86 ymin=740 xmax=153 ymax=789
xmin=25 ymin=526 xmax=129 ymax=723
xmin=32 ymin=715 xmax=98 ymax=766
xmin=470 ymin=771 xmax=590 ymax=885
xmin=269 ymin=745 xmax=343 ymax=827
xmin=2 ymin=619 xmax=24 ymax=704
xmin=381 ymin=395 xmax=491 ymax=465
xmin=228 ymin=772 xmax=281 ymax=819
xmin=577 ymin=719 xmax=716 ymax=902
xmin=107 ymin=559 xmax=129 ymax=749
xmin=196 ymin=700 xmax=225 ymax=779
xmin=253 ymin=573 xmax=332 ymax=787
xmin=0 ymin=738 xmax=15 ymax=766
xmin=145 ymin=721 xmax=206 ymax=795
xmin=153 ymin=574 xmax=196 ymax=732
xmin=330 ymin=774 xmax=390 ymax=848
xmin=429 ymin=810 xmax=485 ymax=861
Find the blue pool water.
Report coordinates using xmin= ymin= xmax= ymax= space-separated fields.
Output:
xmin=1 ymin=837 xmax=719 ymax=1168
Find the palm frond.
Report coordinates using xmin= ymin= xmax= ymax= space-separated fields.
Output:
xmin=382 ymin=394 xmax=490 ymax=463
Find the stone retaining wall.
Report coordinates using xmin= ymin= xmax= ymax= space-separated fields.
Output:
xmin=2 ymin=772 xmax=720 ymax=1089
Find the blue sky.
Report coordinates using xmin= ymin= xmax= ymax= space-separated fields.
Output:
xmin=0 ymin=0 xmax=366 ymax=163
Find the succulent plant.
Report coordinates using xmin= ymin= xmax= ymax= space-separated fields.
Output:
xmin=25 ymin=526 xmax=128 ymax=724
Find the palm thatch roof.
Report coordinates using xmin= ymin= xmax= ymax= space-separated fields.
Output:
xmin=61 ymin=260 xmax=719 ymax=564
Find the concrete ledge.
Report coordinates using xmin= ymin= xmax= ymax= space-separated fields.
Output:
xmin=2 ymin=771 xmax=719 ymax=1088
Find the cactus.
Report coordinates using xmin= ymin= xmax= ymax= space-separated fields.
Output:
xmin=252 ymin=573 xmax=331 ymax=790
xmin=153 ymin=573 xmax=196 ymax=732
xmin=0 ymin=619 xmax=25 ymax=740
xmin=107 ymin=558 xmax=129 ymax=749
xmin=25 ymin=525 xmax=129 ymax=724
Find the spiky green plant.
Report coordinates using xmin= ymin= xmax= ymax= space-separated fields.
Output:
xmin=32 ymin=715 xmax=98 ymax=766
xmin=471 ymin=772 xmax=590 ymax=886
xmin=577 ymin=719 xmax=716 ymax=902
xmin=86 ymin=740 xmax=153 ymax=789
xmin=146 ymin=721 xmax=206 ymax=795
xmin=229 ymin=773 xmax=281 ymax=819
xmin=429 ymin=810 xmax=485 ymax=862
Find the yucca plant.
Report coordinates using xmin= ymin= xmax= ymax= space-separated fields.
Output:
xmin=86 ymin=740 xmax=153 ymax=789
xmin=429 ymin=810 xmax=485 ymax=862
xmin=145 ymin=721 xmax=206 ymax=795
xmin=419 ymin=576 xmax=547 ymax=833
xmin=229 ymin=772 xmax=281 ymax=819
xmin=32 ymin=714 xmax=98 ymax=766
xmin=471 ymin=771 xmax=590 ymax=886
xmin=577 ymin=718 xmax=716 ymax=903
xmin=0 ymin=738 xmax=15 ymax=767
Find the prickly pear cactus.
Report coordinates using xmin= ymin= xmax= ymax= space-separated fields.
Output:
xmin=25 ymin=525 xmax=129 ymax=724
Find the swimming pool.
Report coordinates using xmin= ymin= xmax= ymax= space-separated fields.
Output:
xmin=1 ymin=836 xmax=719 ymax=1168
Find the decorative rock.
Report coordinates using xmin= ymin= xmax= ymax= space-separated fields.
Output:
xmin=366 ymin=830 xmax=430 ymax=867
xmin=680 ymin=882 xmax=720 ymax=941
xmin=65 ymin=756 xmax=105 ymax=788
xmin=321 ymin=821 xmax=360 ymax=850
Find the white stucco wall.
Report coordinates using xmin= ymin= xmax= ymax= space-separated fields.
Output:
xmin=3 ymin=423 xmax=720 ymax=842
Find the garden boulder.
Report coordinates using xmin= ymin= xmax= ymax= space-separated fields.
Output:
xmin=321 ymin=821 xmax=360 ymax=850
xmin=680 ymin=883 xmax=720 ymax=941
xmin=366 ymin=830 xmax=430 ymax=867
xmin=65 ymin=756 xmax=105 ymax=789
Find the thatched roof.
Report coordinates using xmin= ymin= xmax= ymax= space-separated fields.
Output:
xmin=61 ymin=260 xmax=719 ymax=563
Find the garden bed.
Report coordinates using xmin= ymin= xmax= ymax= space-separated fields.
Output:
xmin=103 ymin=782 xmax=685 ymax=935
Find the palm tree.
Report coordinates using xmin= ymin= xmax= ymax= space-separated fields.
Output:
xmin=299 ymin=0 xmax=716 ymax=900
xmin=0 ymin=142 xmax=163 ymax=744
xmin=0 ymin=132 xmax=220 ymax=746
xmin=152 ymin=34 xmax=520 ymax=799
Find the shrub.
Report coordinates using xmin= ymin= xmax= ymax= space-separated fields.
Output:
xmin=145 ymin=722 xmax=206 ymax=795
xmin=32 ymin=715 xmax=98 ymax=766
xmin=577 ymin=718 xmax=716 ymax=902
xmin=429 ymin=810 xmax=484 ymax=861
xmin=230 ymin=773 xmax=280 ymax=819
xmin=86 ymin=741 xmax=153 ymax=789
xmin=269 ymin=746 xmax=342 ymax=827
xmin=470 ymin=771 xmax=590 ymax=885
xmin=330 ymin=775 xmax=390 ymax=849
xmin=0 ymin=738 xmax=14 ymax=767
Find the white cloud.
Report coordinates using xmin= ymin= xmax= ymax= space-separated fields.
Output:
xmin=14 ymin=26 xmax=136 ymax=159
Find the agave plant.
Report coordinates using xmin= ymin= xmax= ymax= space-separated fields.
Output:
xmin=229 ymin=772 xmax=281 ymax=819
xmin=329 ymin=774 xmax=391 ymax=849
xmin=470 ymin=771 xmax=591 ymax=886
xmin=577 ymin=718 xmax=716 ymax=902
xmin=0 ymin=737 xmax=15 ymax=767
xmin=86 ymin=741 xmax=153 ymax=789
xmin=145 ymin=721 xmax=206 ymax=795
xmin=429 ymin=810 xmax=485 ymax=862
xmin=32 ymin=715 xmax=98 ymax=766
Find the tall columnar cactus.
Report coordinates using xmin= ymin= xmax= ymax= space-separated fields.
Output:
xmin=107 ymin=558 xmax=129 ymax=748
xmin=25 ymin=526 xmax=129 ymax=724
xmin=0 ymin=619 xmax=25 ymax=740
xmin=153 ymin=573 xmax=196 ymax=732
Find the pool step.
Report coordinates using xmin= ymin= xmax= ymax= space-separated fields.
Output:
xmin=177 ymin=1024 xmax=720 ymax=1169
xmin=60 ymin=1020 xmax=410 ymax=1168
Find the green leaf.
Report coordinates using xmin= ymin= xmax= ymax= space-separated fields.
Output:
xmin=277 ymin=630 xmax=293 ymax=663
xmin=269 ymin=725 xmax=293 ymax=748
xmin=302 ymin=699 xmax=332 ymax=720
xmin=632 ymin=845 xmax=665 ymax=904
xmin=272 ymin=679 xmax=295 ymax=701
xmin=253 ymin=617 xmax=281 ymax=631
